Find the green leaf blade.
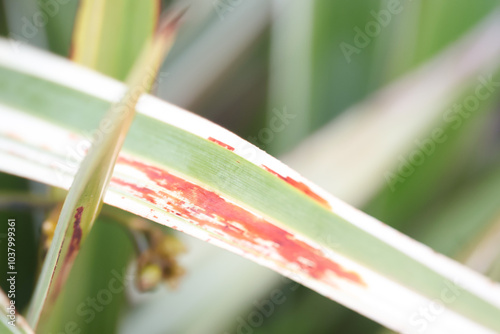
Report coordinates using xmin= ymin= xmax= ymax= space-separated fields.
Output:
xmin=24 ymin=10 xmax=182 ymax=329
xmin=0 ymin=38 xmax=500 ymax=333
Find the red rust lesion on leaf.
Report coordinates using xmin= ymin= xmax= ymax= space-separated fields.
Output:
xmin=208 ymin=137 xmax=235 ymax=151
xmin=67 ymin=206 xmax=84 ymax=258
xmin=113 ymin=156 xmax=364 ymax=286
xmin=112 ymin=178 xmax=158 ymax=204
xmin=51 ymin=206 xmax=84 ymax=301
xmin=262 ymin=165 xmax=331 ymax=209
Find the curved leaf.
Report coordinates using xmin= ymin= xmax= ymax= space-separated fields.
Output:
xmin=1 ymin=40 xmax=500 ymax=333
xmin=24 ymin=12 xmax=181 ymax=329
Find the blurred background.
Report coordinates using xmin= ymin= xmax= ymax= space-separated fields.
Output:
xmin=1 ymin=0 xmax=500 ymax=333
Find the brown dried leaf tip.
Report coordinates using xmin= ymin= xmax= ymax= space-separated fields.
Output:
xmin=156 ymin=6 xmax=189 ymax=37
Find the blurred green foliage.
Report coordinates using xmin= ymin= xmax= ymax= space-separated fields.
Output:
xmin=1 ymin=0 xmax=500 ymax=333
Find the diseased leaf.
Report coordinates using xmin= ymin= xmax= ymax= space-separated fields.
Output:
xmin=1 ymin=39 xmax=500 ymax=333
xmin=24 ymin=11 xmax=183 ymax=330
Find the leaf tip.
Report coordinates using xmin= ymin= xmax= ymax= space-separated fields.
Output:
xmin=156 ymin=6 xmax=189 ymax=38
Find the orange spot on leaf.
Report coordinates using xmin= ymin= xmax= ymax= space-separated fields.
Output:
xmin=114 ymin=157 xmax=362 ymax=286
xmin=262 ymin=166 xmax=331 ymax=209
xmin=208 ymin=137 xmax=235 ymax=151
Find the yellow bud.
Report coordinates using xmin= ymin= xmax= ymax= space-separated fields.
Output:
xmin=42 ymin=220 xmax=56 ymax=237
xmin=157 ymin=234 xmax=186 ymax=258
xmin=137 ymin=263 xmax=162 ymax=292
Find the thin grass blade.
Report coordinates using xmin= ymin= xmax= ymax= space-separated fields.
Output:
xmin=24 ymin=12 xmax=183 ymax=330
xmin=0 ymin=289 xmax=33 ymax=334
xmin=71 ymin=0 xmax=160 ymax=80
